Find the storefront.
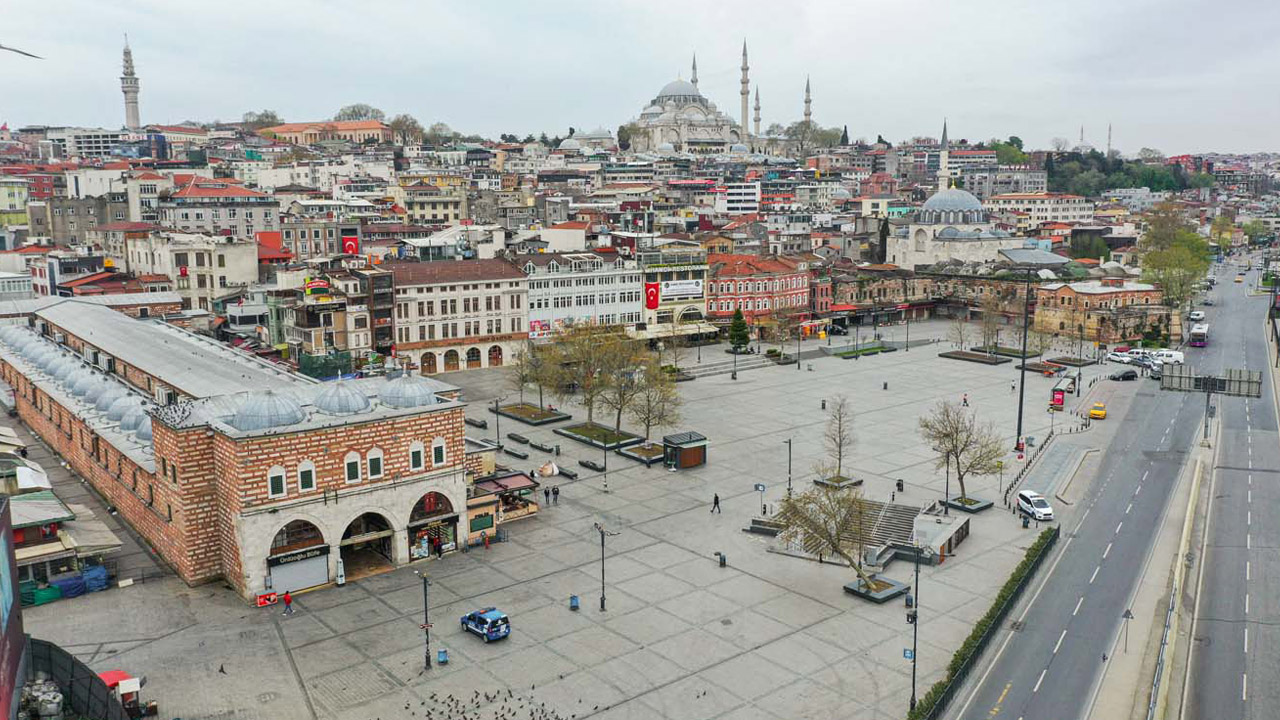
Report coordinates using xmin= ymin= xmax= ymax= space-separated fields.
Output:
xmin=473 ymin=472 xmax=540 ymax=525
xmin=663 ymin=431 xmax=708 ymax=469
xmin=267 ymin=544 xmax=330 ymax=593
xmin=407 ymin=492 xmax=458 ymax=560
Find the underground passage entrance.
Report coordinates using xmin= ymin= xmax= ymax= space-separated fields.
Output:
xmin=340 ymin=512 xmax=394 ymax=581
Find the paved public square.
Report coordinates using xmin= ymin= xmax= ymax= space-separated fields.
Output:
xmin=24 ymin=319 xmax=1135 ymax=720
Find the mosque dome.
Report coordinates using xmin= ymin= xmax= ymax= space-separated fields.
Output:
xmin=94 ymin=383 xmax=128 ymax=413
xmin=230 ymin=390 xmax=306 ymax=432
xmin=640 ymin=104 xmax=663 ymax=118
xmin=558 ymin=137 xmax=582 ymax=151
xmin=656 ymin=79 xmax=700 ymax=99
xmin=922 ymin=187 xmax=984 ymax=213
xmin=119 ymin=405 xmax=148 ymax=432
xmin=314 ymin=381 xmax=371 ymax=416
xmin=379 ymin=375 xmax=437 ymax=409
xmin=135 ymin=416 xmax=153 ymax=443
xmin=656 ymin=142 xmax=676 ymax=153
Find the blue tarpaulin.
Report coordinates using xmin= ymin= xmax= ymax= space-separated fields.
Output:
xmin=51 ymin=575 xmax=86 ymax=599
xmin=82 ymin=565 xmax=109 ymax=593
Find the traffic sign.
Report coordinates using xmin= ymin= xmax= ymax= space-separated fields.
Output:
xmin=903 ymin=648 xmax=914 ymax=660
xmin=419 ymin=623 xmax=433 ymax=630
xmin=753 ymin=483 xmax=766 ymax=492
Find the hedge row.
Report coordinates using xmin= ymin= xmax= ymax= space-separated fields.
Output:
xmin=906 ymin=527 xmax=1058 ymax=720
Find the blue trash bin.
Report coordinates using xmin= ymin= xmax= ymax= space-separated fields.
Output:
xmin=437 ymin=648 xmax=449 ymax=665
xmin=569 ymin=595 xmax=580 ymax=611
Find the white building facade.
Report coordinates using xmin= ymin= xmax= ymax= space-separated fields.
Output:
xmin=521 ymin=253 xmax=644 ymax=338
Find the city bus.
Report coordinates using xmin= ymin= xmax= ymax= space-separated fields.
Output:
xmin=1049 ymin=375 xmax=1075 ymax=411
xmin=1189 ymin=323 xmax=1209 ymax=347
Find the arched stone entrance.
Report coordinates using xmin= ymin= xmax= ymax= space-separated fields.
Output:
xmin=466 ymin=347 xmax=482 ymax=369
xmin=487 ymin=345 xmax=503 ymax=367
xmin=443 ymin=349 xmax=460 ymax=372
xmin=422 ymin=352 xmax=437 ymax=375
xmin=339 ymin=512 xmax=395 ymax=580
xmin=407 ymin=492 xmax=458 ymax=560
xmin=268 ymin=520 xmax=330 ymax=593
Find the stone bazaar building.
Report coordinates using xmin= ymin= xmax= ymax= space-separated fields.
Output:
xmin=0 ymin=299 xmax=469 ymax=602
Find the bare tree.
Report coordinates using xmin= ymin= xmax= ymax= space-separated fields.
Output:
xmin=948 ymin=316 xmax=971 ymax=349
xmin=1028 ymin=329 xmax=1053 ymax=358
xmin=771 ymin=305 xmax=798 ymax=357
xmin=777 ymin=486 xmax=878 ymax=589
xmin=658 ymin=323 xmax=687 ymax=373
xmin=823 ymin=395 xmax=855 ymax=480
xmin=333 ymin=103 xmax=385 ymax=122
xmin=549 ymin=325 xmax=628 ymax=424
xmin=387 ymin=114 xmax=424 ymax=144
xmin=594 ymin=336 xmax=648 ymax=434
xmin=508 ymin=341 xmax=537 ymax=405
xmin=979 ymin=293 xmax=1002 ymax=352
xmin=629 ymin=357 xmax=682 ymax=446
xmin=1051 ymin=137 xmax=1070 ymax=152
xmin=918 ymin=401 xmax=1006 ymax=502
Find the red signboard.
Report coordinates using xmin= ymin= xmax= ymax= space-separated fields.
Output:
xmin=644 ymin=282 xmax=660 ymax=310
xmin=256 ymin=592 xmax=278 ymax=607
xmin=1051 ymin=389 xmax=1065 ymax=408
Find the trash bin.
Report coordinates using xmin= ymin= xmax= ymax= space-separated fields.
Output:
xmin=437 ymin=649 xmax=449 ymax=665
xmin=569 ymin=595 xmax=580 ymax=611
xmin=905 ymin=593 xmax=914 ymax=608
xmin=1022 ymin=516 xmax=1030 ymax=529
xmin=717 ymin=552 xmax=727 ymax=568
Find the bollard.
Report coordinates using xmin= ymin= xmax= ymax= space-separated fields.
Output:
xmin=1022 ymin=516 xmax=1030 ymax=529
xmin=821 ymin=399 xmax=827 ymax=410
xmin=717 ymin=552 xmax=727 ymax=568
xmin=555 ymin=444 xmax=561 ymax=456
xmin=883 ymin=381 xmax=888 ymax=391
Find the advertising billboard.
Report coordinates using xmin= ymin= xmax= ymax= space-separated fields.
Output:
xmin=658 ymin=279 xmax=702 ymax=300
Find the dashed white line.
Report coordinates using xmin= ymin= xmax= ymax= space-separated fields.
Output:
xmin=1073 ymin=597 xmax=1083 ymax=616
xmin=1033 ymin=669 xmax=1047 ymax=693
xmin=1125 ymin=503 xmax=1132 ymax=514
xmin=1142 ymin=470 xmax=1149 ymax=482
xmin=1243 ymin=673 xmax=1248 ymax=702
xmin=1244 ymin=627 xmax=1249 ymax=653
xmin=1247 ymin=561 xmax=1251 ymax=581
xmin=1090 ymin=566 xmax=1100 ymax=584
xmin=1247 ymin=534 xmax=1251 ymax=550
xmin=1246 ymin=594 xmax=1250 ymax=615
xmin=1248 ymin=490 xmax=1252 ymax=503
xmin=1135 ymin=485 xmax=1142 ymax=495
xmin=1248 ymin=511 xmax=1252 ymax=526
xmin=1116 ymin=522 xmax=1123 ymax=534
xmin=1104 ymin=542 xmax=1112 ymax=559
xmin=1054 ymin=630 xmax=1067 ymax=654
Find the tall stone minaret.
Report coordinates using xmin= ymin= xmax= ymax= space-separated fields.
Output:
xmin=121 ymin=36 xmax=141 ymax=131
xmin=753 ymin=87 xmax=761 ymax=137
xmin=691 ymin=52 xmax=698 ymax=90
xmin=740 ymin=41 xmax=750 ymax=133
xmin=803 ymin=76 xmax=812 ymax=125
xmin=937 ymin=119 xmax=951 ymax=190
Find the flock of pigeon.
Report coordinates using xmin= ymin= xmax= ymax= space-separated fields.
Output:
xmin=386 ymin=686 xmax=607 ymax=720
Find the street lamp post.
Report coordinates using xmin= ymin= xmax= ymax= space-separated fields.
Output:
xmin=1076 ymin=324 xmax=1084 ymax=396
xmin=413 ymin=570 xmax=431 ymax=670
xmin=909 ymin=544 xmax=922 ymax=713
xmin=593 ymin=522 xmax=617 ymax=611
xmin=602 ymin=442 xmax=609 ymax=493
xmin=784 ymin=438 xmax=793 ymax=497
xmin=492 ymin=397 xmax=507 ymax=450
xmin=796 ymin=327 xmax=802 ymax=371
xmin=1014 ymin=268 xmax=1032 ymax=450
xmin=905 ymin=306 xmax=911 ymax=352
xmin=943 ymin=454 xmax=950 ymax=515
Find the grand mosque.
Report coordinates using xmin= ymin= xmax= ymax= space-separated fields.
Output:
xmin=625 ymin=42 xmax=807 ymax=156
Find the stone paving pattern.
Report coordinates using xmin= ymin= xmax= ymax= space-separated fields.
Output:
xmin=23 ymin=320 xmax=1133 ymax=720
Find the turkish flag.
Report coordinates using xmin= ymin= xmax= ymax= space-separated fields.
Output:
xmin=341 ymin=232 xmax=359 ymax=254
xmin=644 ymin=282 xmax=660 ymax=309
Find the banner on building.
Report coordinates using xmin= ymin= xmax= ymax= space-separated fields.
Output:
xmin=659 ymin=279 xmax=702 ymax=300
xmin=644 ymin=283 xmax=660 ymax=309
xmin=341 ymin=230 xmax=360 ymax=255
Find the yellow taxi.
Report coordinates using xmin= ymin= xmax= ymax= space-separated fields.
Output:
xmin=1235 ymin=275 xmax=1244 ymax=283
xmin=1089 ymin=402 xmax=1108 ymax=419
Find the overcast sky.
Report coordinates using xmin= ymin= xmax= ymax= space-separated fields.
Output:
xmin=5 ymin=0 xmax=1278 ymax=154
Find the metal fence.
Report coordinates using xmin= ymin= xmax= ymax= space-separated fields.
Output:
xmin=919 ymin=526 xmax=1060 ymax=720
xmin=27 ymin=637 xmax=129 ymax=720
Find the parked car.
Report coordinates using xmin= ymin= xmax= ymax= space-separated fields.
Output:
xmin=1203 ymin=298 xmax=1216 ymax=306
xmin=1106 ymin=352 xmax=1132 ymax=364
xmin=461 ymin=608 xmax=511 ymax=642
xmin=1110 ymin=369 xmax=1138 ymax=381
xmin=1125 ymin=348 xmax=1152 ymax=360
xmin=828 ymin=325 xmax=848 ymax=336
xmin=1188 ymin=311 xmax=1206 ymax=321
xmin=1017 ymin=490 xmax=1055 ymax=521
xmin=1089 ymin=402 xmax=1108 ymax=419
xmin=1153 ymin=349 xmax=1184 ymax=365
xmin=1112 ymin=345 xmax=1132 ymax=354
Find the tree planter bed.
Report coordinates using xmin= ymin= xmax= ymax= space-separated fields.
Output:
xmin=491 ymin=403 xmax=572 ymax=426
xmin=942 ymin=496 xmax=994 ymax=514
xmin=617 ymin=443 xmax=666 ymax=466
xmin=938 ymin=351 xmax=1011 ymax=365
xmin=843 ymin=575 xmax=910 ymax=603
xmin=554 ymin=423 xmax=644 ymax=450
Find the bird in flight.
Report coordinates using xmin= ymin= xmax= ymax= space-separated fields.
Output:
xmin=0 ymin=42 xmax=42 ymax=59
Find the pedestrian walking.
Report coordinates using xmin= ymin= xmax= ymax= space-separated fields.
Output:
xmin=711 ymin=493 xmax=721 ymax=513
xmin=891 ymin=491 xmax=896 ymax=503
xmin=282 ymin=590 xmax=294 ymax=616
xmin=1011 ymin=380 xmax=1017 ymax=393
xmin=962 ymin=393 xmax=969 ymax=407
xmin=544 ymin=487 xmax=551 ymax=506
xmin=552 ymin=486 xmax=560 ymax=505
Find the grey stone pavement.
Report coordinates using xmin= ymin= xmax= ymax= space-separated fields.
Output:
xmin=22 ymin=319 xmax=1133 ymax=720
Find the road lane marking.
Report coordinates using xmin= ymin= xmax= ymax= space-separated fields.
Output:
xmin=1074 ymin=597 xmax=1083 ymax=616
xmin=1245 ymin=627 xmax=1249 ymax=653
xmin=1054 ymin=630 xmax=1067 ymax=654
xmin=1125 ymin=503 xmax=1132 ymax=514
xmin=1033 ymin=669 xmax=1047 ymax=693
xmin=1248 ymin=511 xmax=1252 ymax=526
xmin=1116 ymin=522 xmax=1123 ymax=534
xmin=1247 ymin=561 xmax=1251 ymax=581
xmin=1104 ymin=542 xmax=1112 ymax=559
xmin=1142 ymin=470 xmax=1149 ymax=481
xmin=1248 ymin=490 xmax=1252 ymax=503
xmin=1135 ymin=485 xmax=1141 ymax=495
xmin=1247 ymin=534 xmax=1251 ymax=550
xmin=1075 ymin=509 xmax=1090 ymax=533
xmin=1246 ymin=594 xmax=1250 ymax=614
xmin=987 ymin=682 xmax=1011 ymax=718
xmin=1243 ymin=673 xmax=1248 ymax=701
xmin=1090 ymin=566 xmax=1100 ymax=583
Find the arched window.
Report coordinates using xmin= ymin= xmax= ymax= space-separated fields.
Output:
xmin=297 ymin=460 xmax=316 ymax=492
xmin=267 ymin=465 xmax=287 ymax=498
xmin=367 ymin=447 xmax=384 ymax=479
xmin=431 ymin=438 xmax=447 ymax=467
xmin=409 ymin=441 xmax=425 ymax=472
xmin=344 ymin=451 xmax=361 ymax=483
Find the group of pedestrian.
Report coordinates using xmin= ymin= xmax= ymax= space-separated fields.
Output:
xmin=542 ymin=485 xmax=560 ymax=506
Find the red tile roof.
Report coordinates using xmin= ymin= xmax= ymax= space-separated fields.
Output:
xmin=550 ymin=221 xmax=590 ymax=230
xmin=708 ymin=253 xmax=801 ymax=277
xmin=171 ymin=176 xmax=266 ymax=199
xmin=386 ymin=259 xmax=527 ymax=285
xmin=261 ymin=120 xmax=389 ymax=133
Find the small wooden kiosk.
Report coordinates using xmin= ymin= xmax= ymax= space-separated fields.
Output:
xmin=663 ymin=431 xmax=708 ymax=469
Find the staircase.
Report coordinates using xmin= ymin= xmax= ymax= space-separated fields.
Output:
xmin=686 ymin=353 xmax=778 ymax=379
xmin=777 ymin=499 xmax=922 ymax=558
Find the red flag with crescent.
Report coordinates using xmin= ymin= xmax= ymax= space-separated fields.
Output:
xmin=644 ymin=282 xmax=660 ymax=309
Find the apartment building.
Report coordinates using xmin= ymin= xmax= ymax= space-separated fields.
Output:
xmin=985 ymin=192 xmax=1094 ymax=225
xmin=387 ymin=260 xmax=527 ymax=374
xmin=520 ymin=252 xmax=644 ymax=338
xmin=158 ymin=176 xmax=280 ymax=237
xmin=124 ymin=231 xmax=258 ymax=310
xmin=716 ymin=182 xmax=761 ymax=215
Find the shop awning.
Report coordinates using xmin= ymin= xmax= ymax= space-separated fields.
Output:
xmin=626 ymin=322 xmax=719 ymax=341
xmin=474 ymin=472 xmax=539 ymax=496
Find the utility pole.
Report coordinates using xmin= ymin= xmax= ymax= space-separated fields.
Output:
xmin=1014 ymin=268 xmax=1032 ymax=450
xmin=908 ymin=544 xmax=922 ymax=713
xmin=492 ymin=396 xmax=507 ymax=449
xmin=593 ymin=522 xmax=618 ymax=611
xmin=1122 ymin=608 xmax=1134 ymax=653
xmin=784 ymin=438 xmax=793 ymax=498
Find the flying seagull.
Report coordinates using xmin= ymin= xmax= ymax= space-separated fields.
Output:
xmin=0 ymin=42 xmax=42 ymax=59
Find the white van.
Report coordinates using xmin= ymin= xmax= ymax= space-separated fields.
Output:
xmin=1125 ymin=348 xmax=1152 ymax=360
xmin=1188 ymin=311 xmax=1205 ymax=321
xmin=1153 ymin=349 xmax=1184 ymax=365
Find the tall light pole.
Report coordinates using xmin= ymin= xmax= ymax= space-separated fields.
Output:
xmin=784 ymin=438 xmax=793 ymax=497
xmin=413 ymin=570 xmax=431 ymax=670
xmin=795 ymin=324 xmax=802 ymax=370
xmin=1014 ymin=268 xmax=1032 ymax=450
xmin=908 ymin=544 xmax=922 ymax=713
xmin=593 ymin=522 xmax=618 ymax=611
xmin=492 ymin=395 xmax=508 ymax=449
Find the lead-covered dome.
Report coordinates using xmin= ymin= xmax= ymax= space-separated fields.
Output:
xmin=922 ymin=187 xmax=983 ymax=213
xmin=379 ymin=375 xmax=437 ymax=409
xmin=107 ymin=395 xmax=144 ymax=422
xmin=94 ymin=383 xmax=128 ymax=413
xmin=135 ymin=416 xmax=153 ymax=442
xmin=230 ymin=390 xmax=306 ymax=432
xmin=657 ymin=79 xmax=700 ymax=99
xmin=313 ymin=381 xmax=371 ymax=416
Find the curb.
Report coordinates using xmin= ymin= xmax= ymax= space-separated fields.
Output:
xmin=1054 ymin=448 xmax=1099 ymax=504
xmin=1154 ymin=455 xmax=1203 ymax=720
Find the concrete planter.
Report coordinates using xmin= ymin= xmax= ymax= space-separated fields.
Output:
xmin=554 ymin=423 xmax=644 ymax=451
xmin=938 ymin=350 xmax=1011 ymax=365
xmin=843 ymin=575 xmax=911 ymax=603
xmin=942 ymin=496 xmax=994 ymax=514
xmin=616 ymin=443 xmax=666 ymax=466
xmin=490 ymin=403 xmax=572 ymax=426
xmin=814 ymin=475 xmax=863 ymax=490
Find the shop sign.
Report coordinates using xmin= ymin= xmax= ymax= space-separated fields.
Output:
xmin=659 ymin=279 xmax=702 ymax=300
xmin=267 ymin=544 xmax=330 ymax=567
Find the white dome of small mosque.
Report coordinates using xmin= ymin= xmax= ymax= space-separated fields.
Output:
xmin=641 ymin=104 xmax=663 ymax=117
xmin=657 ymin=79 xmax=700 ymax=99
xmin=313 ymin=381 xmax=371 ymax=416
xmin=558 ymin=137 xmax=582 ymax=151
xmin=922 ymin=187 xmax=984 ymax=213
xmin=230 ymin=390 xmax=306 ymax=432
xmin=656 ymin=142 xmax=676 ymax=154
xmin=380 ymin=374 xmax=438 ymax=409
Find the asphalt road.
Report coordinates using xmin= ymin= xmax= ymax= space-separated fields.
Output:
xmin=953 ymin=259 xmax=1261 ymax=720
xmin=1183 ymin=257 xmax=1280 ymax=720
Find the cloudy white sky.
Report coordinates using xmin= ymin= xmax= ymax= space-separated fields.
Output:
xmin=5 ymin=0 xmax=1278 ymax=154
